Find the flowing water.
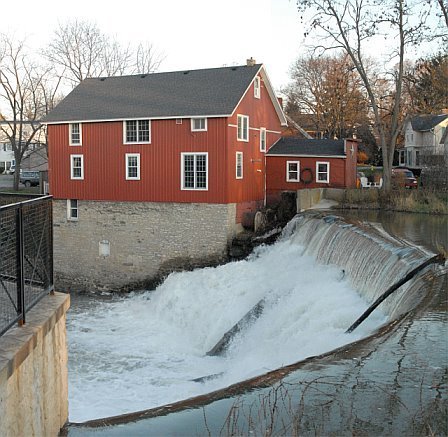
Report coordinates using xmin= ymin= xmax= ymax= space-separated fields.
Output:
xmin=67 ymin=211 xmax=442 ymax=423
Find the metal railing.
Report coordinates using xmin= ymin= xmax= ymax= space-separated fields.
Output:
xmin=0 ymin=195 xmax=53 ymax=337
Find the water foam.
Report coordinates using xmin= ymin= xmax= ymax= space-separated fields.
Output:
xmin=68 ymin=229 xmax=386 ymax=422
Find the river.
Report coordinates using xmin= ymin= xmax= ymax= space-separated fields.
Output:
xmin=64 ymin=209 xmax=447 ymax=436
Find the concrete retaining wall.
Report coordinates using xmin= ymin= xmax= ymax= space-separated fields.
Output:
xmin=0 ymin=293 xmax=70 ymax=437
xmin=53 ymin=200 xmax=237 ymax=293
xmin=296 ymin=188 xmax=346 ymax=212
xmin=296 ymin=188 xmax=324 ymax=211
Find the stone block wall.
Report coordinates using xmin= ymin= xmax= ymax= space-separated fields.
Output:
xmin=0 ymin=293 xmax=70 ymax=437
xmin=53 ymin=200 xmax=237 ymax=293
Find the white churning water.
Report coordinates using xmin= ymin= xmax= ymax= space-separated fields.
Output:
xmin=68 ymin=215 xmax=393 ymax=422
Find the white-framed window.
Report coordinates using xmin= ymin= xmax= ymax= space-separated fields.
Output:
xmin=286 ymin=161 xmax=300 ymax=182
xmin=67 ymin=199 xmax=78 ymax=221
xmin=316 ymin=161 xmax=330 ymax=183
xmin=191 ymin=118 xmax=207 ymax=132
xmin=123 ymin=120 xmax=151 ymax=144
xmin=415 ymin=150 xmax=420 ymax=166
xmin=237 ymin=114 xmax=249 ymax=142
xmin=399 ymin=150 xmax=406 ymax=166
xmin=254 ymin=76 xmax=261 ymax=99
xmin=69 ymin=123 xmax=82 ymax=146
xmin=260 ymin=128 xmax=267 ymax=152
xmin=176 ymin=119 xmax=183 ymax=125
xmin=125 ymin=153 xmax=140 ymax=180
xmin=236 ymin=152 xmax=243 ymax=179
xmin=181 ymin=153 xmax=208 ymax=190
xmin=70 ymin=154 xmax=84 ymax=180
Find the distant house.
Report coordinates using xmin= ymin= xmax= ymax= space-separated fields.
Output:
xmin=0 ymin=142 xmax=14 ymax=174
xmin=282 ymin=113 xmax=326 ymax=139
xmin=0 ymin=120 xmax=48 ymax=173
xmin=43 ymin=62 xmax=287 ymax=292
xmin=265 ymin=138 xmax=358 ymax=205
xmin=400 ymin=113 xmax=448 ymax=168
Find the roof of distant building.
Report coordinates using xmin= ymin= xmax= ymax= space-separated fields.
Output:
xmin=42 ymin=64 xmax=286 ymax=125
xmin=410 ymin=114 xmax=448 ymax=131
xmin=267 ymin=137 xmax=348 ymax=157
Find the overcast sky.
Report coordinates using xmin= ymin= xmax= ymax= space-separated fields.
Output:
xmin=5 ymin=0 xmax=306 ymax=92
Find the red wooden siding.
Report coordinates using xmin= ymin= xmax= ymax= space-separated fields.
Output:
xmin=225 ymin=74 xmax=282 ymax=204
xmin=344 ymin=140 xmax=358 ymax=188
xmin=265 ymin=151 xmax=357 ymax=205
xmin=47 ymin=73 xmax=284 ymax=208
xmin=48 ymin=118 xmax=228 ymax=203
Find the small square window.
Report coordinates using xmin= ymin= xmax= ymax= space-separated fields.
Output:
xmin=176 ymin=119 xmax=183 ymax=125
xmin=191 ymin=118 xmax=207 ymax=132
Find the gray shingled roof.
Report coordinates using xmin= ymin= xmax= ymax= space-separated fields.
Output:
xmin=410 ymin=114 xmax=448 ymax=131
xmin=43 ymin=64 xmax=263 ymax=123
xmin=267 ymin=138 xmax=346 ymax=156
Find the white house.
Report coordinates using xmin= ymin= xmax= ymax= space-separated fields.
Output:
xmin=400 ymin=112 xmax=448 ymax=168
xmin=0 ymin=142 xmax=15 ymax=174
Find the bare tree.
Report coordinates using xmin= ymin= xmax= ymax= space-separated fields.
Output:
xmin=0 ymin=34 xmax=61 ymax=190
xmin=296 ymin=0 xmax=445 ymax=190
xmin=437 ymin=0 xmax=448 ymax=30
xmin=44 ymin=19 xmax=163 ymax=86
xmin=135 ymin=42 xmax=164 ymax=74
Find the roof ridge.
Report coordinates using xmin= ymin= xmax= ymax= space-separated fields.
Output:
xmin=89 ymin=63 xmax=263 ymax=81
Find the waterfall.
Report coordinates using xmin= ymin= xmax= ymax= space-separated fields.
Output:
xmin=67 ymin=211 xmax=443 ymax=422
xmin=282 ymin=212 xmax=442 ymax=318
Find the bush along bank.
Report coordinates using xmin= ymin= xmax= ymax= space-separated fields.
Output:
xmin=338 ymin=188 xmax=448 ymax=215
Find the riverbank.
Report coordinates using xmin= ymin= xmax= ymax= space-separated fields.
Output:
xmin=335 ymin=188 xmax=448 ymax=215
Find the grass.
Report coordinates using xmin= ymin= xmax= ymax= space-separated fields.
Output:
xmin=338 ymin=188 xmax=448 ymax=215
xmin=0 ymin=186 xmax=41 ymax=195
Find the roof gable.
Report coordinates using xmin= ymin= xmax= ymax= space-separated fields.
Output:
xmin=267 ymin=137 xmax=347 ymax=157
xmin=43 ymin=64 xmax=286 ymax=125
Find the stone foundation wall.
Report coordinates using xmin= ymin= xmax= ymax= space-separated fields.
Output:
xmin=0 ymin=293 xmax=70 ymax=437
xmin=53 ymin=200 xmax=237 ymax=293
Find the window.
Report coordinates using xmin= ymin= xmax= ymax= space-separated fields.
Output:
xmin=236 ymin=152 xmax=243 ymax=179
xmin=415 ymin=150 xmax=420 ymax=166
xmin=254 ymin=76 xmax=261 ymax=99
xmin=237 ymin=115 xmax=249 ymax=142
xmin=69 ymin=123 xmax=82 ymax=145
xmin=286 ymin=161 xmax=300 ymax=182
xmin=191 ymin=118 xmax=207 ymax=131
xmin=399 ymin=150 xmax=406 ymax=166
xmin=176 ymin=119 xmax=183 ymax=125
xmin=181 ymin=153 xmax=208 ymax=190
xmin=126 ymin=153 xmax=140 ymax=180
xmin=67 ymin=199 xmax=78 ymax=221
xmin=70 ymin=155 xmax=84 ymax=179
xmin=124 ymin=120 xmax=151 ymax=144
xmin=316 ymin=161 xmax=329 ymax=183
xmin=260 ymin=128 xmax=266 ymax=152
